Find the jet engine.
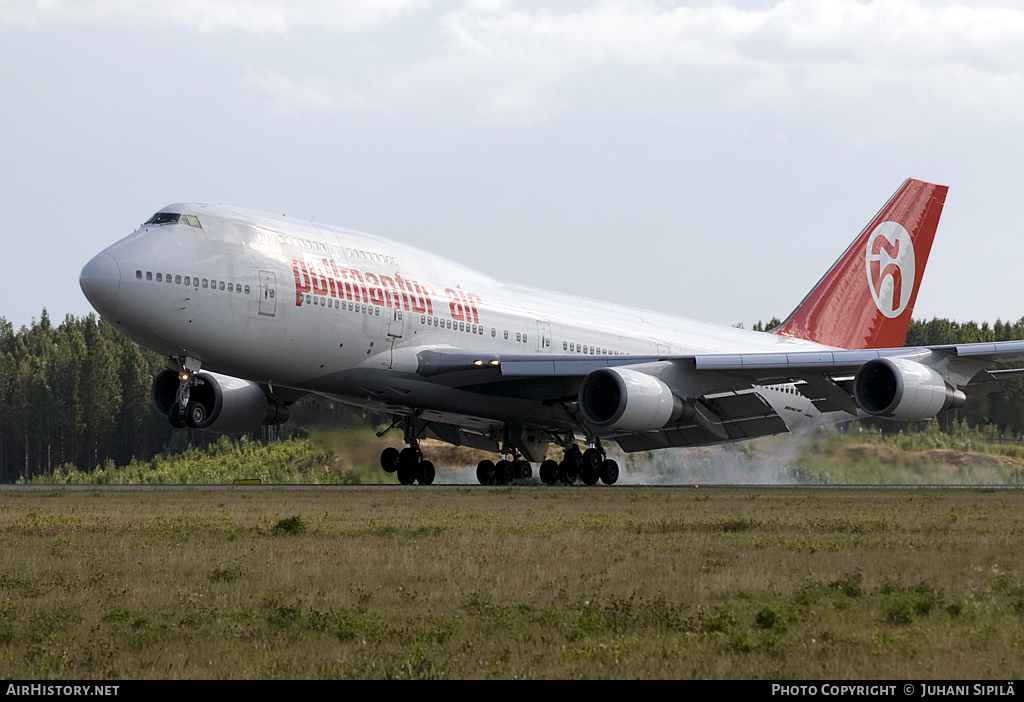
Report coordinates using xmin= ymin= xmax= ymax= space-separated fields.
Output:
xmin=578 ymin=367 xmax=690 ymax=432
xmin=853 ymin=357 xmax=966 ymax=420
xmin=151 ymin=369 xmax=289 ymax=433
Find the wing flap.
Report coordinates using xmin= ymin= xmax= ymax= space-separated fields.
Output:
xmin=953 ymin=340 xmax=1024 ymax=363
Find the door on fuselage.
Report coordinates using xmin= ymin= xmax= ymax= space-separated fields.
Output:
xmin=388 ymin=308 xmax=404 ymax=338
xmin=259 ymin=271 xmax=277 ymax=317
xmin=536 ymin=320 xmax=552 ymax=353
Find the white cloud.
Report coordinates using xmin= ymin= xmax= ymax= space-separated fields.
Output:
xmin=420 ymin=0 xmax=1024 ymax=125
xmin=9 ymin=0 xmax=1024 ymax=128
xmin=0 ymin=0 xmax=430 ymax=32
xmin=439 ymin=1 xmax=1024 ymax=70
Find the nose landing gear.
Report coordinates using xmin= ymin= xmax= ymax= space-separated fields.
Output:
xmin=167 ymin=357 xmax=206 ymax=429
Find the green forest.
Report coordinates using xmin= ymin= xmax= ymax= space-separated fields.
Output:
xmin=1 ymin=310 xmax=1023 ymax=483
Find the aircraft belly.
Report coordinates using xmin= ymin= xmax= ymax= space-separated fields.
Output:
xmin=295 ymin=368 xmax=569 ymax=430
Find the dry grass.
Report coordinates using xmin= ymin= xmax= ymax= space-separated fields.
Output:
xmin=1 ymin=486 xmax=1023 ymax=679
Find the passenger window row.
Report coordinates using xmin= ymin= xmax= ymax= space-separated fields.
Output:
xmin=136 ymin=270 xmax=250 ymax=295
xmin=499 ymin=330 xmax=529 ymax=343
xmin=346 ymin=248 xmax=398 ymax=266
xmin=302 ymin=295 xmax=379 ymax=316
xmin=420 ymin=316 xmax=483 ymax=334
xmin=563 ymin=341 xmax=620 ymax=355
xmin=413 ymin=316 xmax=535 ymax=343
xmin=256 ymin=231 xmax=327 ymax=252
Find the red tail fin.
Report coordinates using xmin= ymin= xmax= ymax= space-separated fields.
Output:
xmin=773 ymin=178 xmax=948 ymax=350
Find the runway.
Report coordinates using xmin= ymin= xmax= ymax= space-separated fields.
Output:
xmin=2 ymin=483 xmax=1022 ymax=491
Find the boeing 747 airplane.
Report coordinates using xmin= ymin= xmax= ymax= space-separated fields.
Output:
xmin=79 ymin=179 xmax=1024 ymax=485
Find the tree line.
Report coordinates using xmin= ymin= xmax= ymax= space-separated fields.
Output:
xmin=905 ymin=317 xmax=1024 ymax=436
xmin=0 ymin=311 xmax=172 ymax=483
xmin=1 ymin=310 xmax=1023 ymax=482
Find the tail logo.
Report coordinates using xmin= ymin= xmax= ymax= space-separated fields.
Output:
xmin=865 ymin=221 xmax=915 ymax=319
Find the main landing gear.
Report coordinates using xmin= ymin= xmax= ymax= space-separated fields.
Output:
xmin=538 ymin=442 xmax=618 ymax=486
xmin=376 ymin=416 xmax=620 ymax=487
xmin=379 ymin=416 xmax=435 ymax=485
xmin=380 ymin=446 xmax=435 ymax=485
xmin=476 ymin=447 xmax=533 ymax=486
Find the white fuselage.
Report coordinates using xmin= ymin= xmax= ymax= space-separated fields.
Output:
xmin=84 ymin=203 xmax=828 ymax=436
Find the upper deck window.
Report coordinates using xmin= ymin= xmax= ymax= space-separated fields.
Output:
xmin=145 ymin=212 xmax=202 ymax=228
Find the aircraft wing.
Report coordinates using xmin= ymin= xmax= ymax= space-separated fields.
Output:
xmin=417 ymin=340 xmax=1024 ymax=389
xmin=414 ymin=340 xmax=1024 ymax=451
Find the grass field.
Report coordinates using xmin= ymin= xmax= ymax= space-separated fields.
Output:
xmin=22 ymin=421 xmax=1024 ymax=487
xmin=1 ymin=486 xmax=1023 ymax=679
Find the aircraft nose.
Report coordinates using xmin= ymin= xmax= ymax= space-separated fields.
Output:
xmin=80 ymin=253 xmax=122 ymax=309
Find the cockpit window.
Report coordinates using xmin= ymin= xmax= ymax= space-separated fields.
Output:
xmin=145 ymin=212 xmax=202 ymax=228
xmin=146 ymin=213 xmax=180 ymax=225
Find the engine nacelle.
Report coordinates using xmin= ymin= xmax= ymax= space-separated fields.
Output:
xmin=853 ymin=358 xmax=966 ymax=420
xmin=151 ymin=369 xmax=289 ymax=433
xmin=578 ymin=367 xmax=689 ymax=432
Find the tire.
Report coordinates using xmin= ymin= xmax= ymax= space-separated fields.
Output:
xmin=168 ymin=402 xmax=185 ymax=429
xmin=557 ymin=460 xmax=577 ymax=485
xmin=582 ymin=448 xmax=603 ymax=473
xmin=600 ymin=459 xmax=619 ymax=485
xmin=564 ymin=448 xmax=583 ymax=471
xmin=495 ymin=460 xmax=514 ymax=485
xmin=399 ymin=447 xmax=421 ymax=472
xmin=397 ymin=462 xmax=418 ymax=485
xmin=515 ymin=461 xmax=532 ymax=480
xmin=380 ymin=447 xmax=401 ymax=473
xmin=417 ymin=460 xmax=435 ymax=485
xmin=185 ymin=402 xmax=207 ymax=428
xmin=477 ymin=460 xmax=496 ymax=485
xmin=539 ymin=459 xmax=558 ymax=485
xmin=580 ymin=466 xmax=600 ymax=485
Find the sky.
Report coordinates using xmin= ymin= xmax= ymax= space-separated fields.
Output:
xmin=2 ymin=0 xmax=1023 ymax=333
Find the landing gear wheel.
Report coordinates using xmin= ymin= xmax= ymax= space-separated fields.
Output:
xmin=557 ymin=461 xmax=578 ymax=485
xmin=582 ymin=448 xmax=603 ymax=474
xmin=580 ymin=466 xmax=600 ymax=485
xmin=417 ymin=460 xmax=435 ymax=485
xmin=185 ymin=402 xmax=207 ymax=428
xmin=495 ymin=460 xmax=514 ymax=485
xmin=399 ymin=447 xmax=421 ymax=472
xmin=397 ymin=462 xmax=418 ymax=485
xmin=564 ymin=448 xmax=583 ymax=470
xmin=168 ymin=402 xmax=185 ymax=429
xmin=600 ymin=459 xmax=619 ymax=485
xmin=514 ymin=460 xmax=532 ymax=480
xmin=380 ymin=447 xmax=401 ymax=473
xmin=539 ymin=460 xmax=558 ymax=485
xmin=477 ymin=460 xmax=496 ymax=485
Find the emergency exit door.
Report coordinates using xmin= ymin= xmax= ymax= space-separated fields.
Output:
xmin=259 ymin=271 xmax=277 ymax=316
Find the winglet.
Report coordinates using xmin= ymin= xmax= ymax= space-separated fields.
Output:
xmin=773 ymin=178 xmax=948 ymax=350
